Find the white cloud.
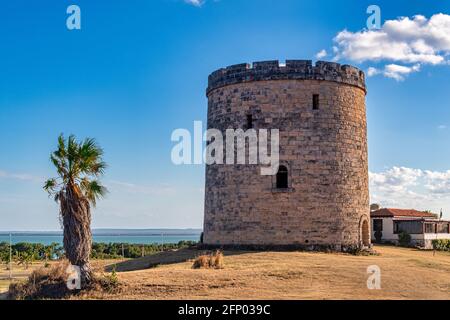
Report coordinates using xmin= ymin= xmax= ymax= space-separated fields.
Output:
xmin=334 ymin=14 xmax=450 ymax=65
xmin=184 ymin=0 xmax=204 ymax=7
xmin=383 ymin=63 xmax=421 ymax=81
xmin=370 ymin=166 xmax=422 ymax=193
xmin=367 ymin=64 xmax=420 ymax=81
xmin=315 ymin=49 xmax=327 ymax=59
xmin=367 ymin=67 xmax=379 ymax=77
xmin=423 ymin=170 xmax=450 ymax=194
xmin=0 ymin=170 xmax=42 ymax=183
xmin=331 ymin=13 xmax=450 ymax=80
xmin=438 ymin=125 xmax=447 ymax=129
xmin=370 ymin=166 xmax=450 ymax=218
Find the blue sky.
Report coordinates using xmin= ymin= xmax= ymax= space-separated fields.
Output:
xmin=1 ymin=0 xmax=450 ymax=230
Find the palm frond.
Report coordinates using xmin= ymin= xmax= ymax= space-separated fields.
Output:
xmin=55 ymin=134 xmax=67 ymax=159
xmin=80 ymin=178 xmax=108 ymax=207
xmin=45 ymin=134 xmax=108 ymax=207
xmin=50 ymin=134 xmax=69 ymax=180
xmin=67 ymin=134 xmax=78 ymax=177
xmin=89 ymin=161 xmax=108 ymax=176
xmin=77 ymin=138 xmax=106 ymax=176
xmin=50 ymin=154 xmax=68 ymax=179
xmin=43 ymin=178 xmax=57 ymax=194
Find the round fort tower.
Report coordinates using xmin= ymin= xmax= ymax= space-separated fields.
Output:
xmin=203 ymin=60 xmax=370 ymax=251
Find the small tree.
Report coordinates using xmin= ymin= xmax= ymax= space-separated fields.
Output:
xmin=0 ymin=250 xmax=11 ymax=269
xmin=16 ymin=251 xmax=35 ymax=269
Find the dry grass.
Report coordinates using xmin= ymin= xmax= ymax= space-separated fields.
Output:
xmin=0 ymin=261 xmax=50 ymax=297
xmin=192 ymin=251 xmax=224 ymax=269
xmin=8 ymin=260 xmax=72 ymax=300
xmin=3 ymin=246 xmax=450 ymax=300
xmin=91 ymin=245 xmax=450 ymax=300
xmin=3 ymin=259 xmax=124 ymax=300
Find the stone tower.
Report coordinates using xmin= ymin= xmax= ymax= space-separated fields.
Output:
xmin=203 ymin=60 xmax=370 ymax=251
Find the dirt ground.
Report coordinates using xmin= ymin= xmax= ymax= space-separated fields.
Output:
xmin=92 ymin=245 xmax=450 ymax=300
xmin=2 ymin=245 xmax=450 ymax=300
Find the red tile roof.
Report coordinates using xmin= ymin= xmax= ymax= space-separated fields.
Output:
xmin=370 ymin=208 xmax=436 ymax=218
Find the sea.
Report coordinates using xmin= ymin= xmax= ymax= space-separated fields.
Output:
xmin=0 ymin=229 xmax=202 ymax=245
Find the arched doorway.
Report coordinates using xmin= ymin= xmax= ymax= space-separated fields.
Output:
xmin=360 ymin=217 xmax=370 ymax=247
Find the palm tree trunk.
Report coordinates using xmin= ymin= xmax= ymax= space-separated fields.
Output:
xmin=61 ymin=186 xmax=93 ymax=288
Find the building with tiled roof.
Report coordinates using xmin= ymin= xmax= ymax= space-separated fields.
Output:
xmin=370 ymin=208 xmax=437 ymax=219
xmin=370 ymin=208 xmax=449 ymax=249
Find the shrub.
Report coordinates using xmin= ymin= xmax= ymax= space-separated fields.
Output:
xmin=8 ymin=260 xmax=71 ymax=300
xmin=398 ymin=231 xmax=412 ymax=247
xmin=96 ymin=266 xmax=120 ymax=293
xmin=0 ymin=242 xmax=64 ymax=264
xmin=210 ymin=250 xmax=224 ymax=269
xmin=192 ymin=255 xmax=210 ymax=269
xmin=8 ymin=260 xmax=122 ymax=299
xmin=90 ymin=241 xmax=197 ymax=259
xmin=192 ymin=251 xmax=224 ymax=269
xmin=432 ymin=239 xmax=450 ymax=251
xmin=0 ymin=240 xmax=198 ymax=262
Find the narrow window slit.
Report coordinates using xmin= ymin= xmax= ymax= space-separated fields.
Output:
xmin=313 ymin=94 xmax=319 ymax=110
xmin=246 ymin=114 xmax=253 ymax=129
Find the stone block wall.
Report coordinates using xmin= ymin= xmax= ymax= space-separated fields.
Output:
xmin=203 ymin=60 xmax=370 ymax=250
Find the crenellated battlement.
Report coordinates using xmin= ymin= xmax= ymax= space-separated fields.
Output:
xmin=207 ymin=60 xmax=366 ymax=95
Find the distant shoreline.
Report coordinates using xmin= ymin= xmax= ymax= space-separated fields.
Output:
xmin=0 ymin=228 xmax=202 ymax=236
xmin=0 ymin=229 xmax=202 ymax=245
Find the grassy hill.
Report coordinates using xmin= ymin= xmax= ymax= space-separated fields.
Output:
xmin=2 ymin=245 xmax=450 ymax=300
xmin=96 ymin=245 xmax=450 ymax=300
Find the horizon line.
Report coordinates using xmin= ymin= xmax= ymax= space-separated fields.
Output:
xmin=0 ymin=227 xmax=203 ymax=233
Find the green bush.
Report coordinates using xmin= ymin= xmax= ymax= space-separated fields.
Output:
xmin=90 ymin=241 xmax=196 ymax=259
xmin=0 ymin=242 xmax=64 ymax=264
xmin=0 ymin=240 xmax=197 ymax=262
xmin=398 ymin=231 xmax=412 ymax=247
xmin=100 ymin=265 xmax=120 ymax=293
xmin=432 ymin=239 xmax=450 ymax=251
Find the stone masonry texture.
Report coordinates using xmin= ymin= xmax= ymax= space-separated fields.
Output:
xmin=203 ymin=60 xmax=370 ymax=251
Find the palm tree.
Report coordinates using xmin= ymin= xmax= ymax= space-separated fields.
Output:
xmin=44 ymin=134 xmax=107 ymax=287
